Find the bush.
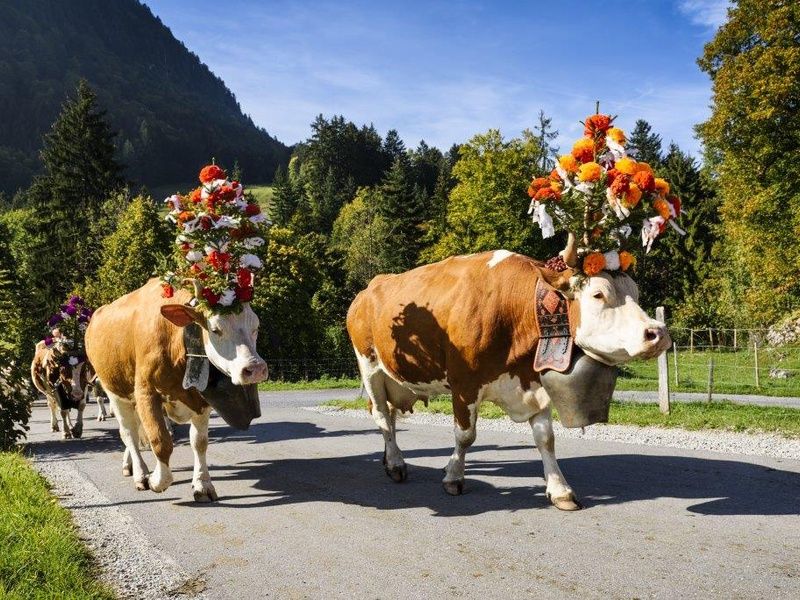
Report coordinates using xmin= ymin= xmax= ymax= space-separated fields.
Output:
xmin=0 ymin=350 xmax=34 ymax=450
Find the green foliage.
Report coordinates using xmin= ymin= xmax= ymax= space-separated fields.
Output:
xmin=0 ymin=453 xmax=115 ymax=598
xmin=532 ymin=110 xmax=559 ymax=173
xmin=0 ymin=354 xmax=33 ymax=451
xmin=627 ymin=119 xmax=664 ymax=166
xmin=0 ymin=0 xmax=289 ymax=194
xmin=696 ymin=0 xmax=800 ymax=326
xmin=423 ymin=129 xmax=561 ymax=262
xmin=78 ymin=192 xmax=172 ymax=307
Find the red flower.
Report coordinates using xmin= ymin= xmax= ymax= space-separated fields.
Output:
xmin=668 ymin=195 xmax=681 ymax=215
xmin=189 ymin=263 xmax=203 ymax=275
xmin=161 ymin=284 xmax=174 ymax=298
xmin=237 ymin=268 xmax=253 ymax=288
xmin=606 ymin=168 xmax=620 ymax=185
xmin=190 ymin=188 xmax=202 ymax=204
xmin=584 ymin=114 xmax=612 ymax=137
xmin=235 ymin=286 xmax=254 ymax=302
xmin=206 ymin=251 xmax=231 ymax=272
xmin=610 ymin=173 xmax=631 ymax=197
xmin=201 ymin=287 xmax=220 ymax=306
xmin=199 ymin=216 xmax=214 ymax=230
xmin=199 ymin=165 xmax=226 ymax=183
xmin=217 ymin=185 xmax=236 ymax=201
xmin=244 ymin=203 xmax=261 ymax=216
xmin=633 ymin=170 xmax=656 ymax=193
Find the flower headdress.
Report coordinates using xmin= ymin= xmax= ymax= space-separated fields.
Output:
xmin=528 ymin=109 xmax=684 ymax=278
xmin=161 ymin=164 xmax=269 ymax=314
xmin=43 ymin=295 xmax=93 ymax=364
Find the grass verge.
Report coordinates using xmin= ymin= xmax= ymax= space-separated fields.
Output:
xmin=0 ymin=452 xmax=115 ymax=600
xmin=323 ymin=397 xmax=800 ymax=438
xmin=259 ymin=376 xmax=361 ymax=391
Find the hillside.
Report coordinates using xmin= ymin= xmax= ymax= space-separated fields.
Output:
xmin=0 ymin=0 xmax=290 ymax=195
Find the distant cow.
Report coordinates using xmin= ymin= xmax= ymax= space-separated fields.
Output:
xmin=347 ymin=245 xmax=670 ymax=510
xmin=85 ymin=278 xmax=268 ymax=501
xmin=30 ymin=340 xmax=95 ymax=438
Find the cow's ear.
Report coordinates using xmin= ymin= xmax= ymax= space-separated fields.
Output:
xmin=540 ymin=267 xmax=575 ymax=293
xmin=160 ymin=304 xmax=205 ymax=328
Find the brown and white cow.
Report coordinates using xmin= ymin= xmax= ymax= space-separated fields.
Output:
xmin=85 ymin=278 xmax=268 ymax=501
xmin=347 ymin=245 xmax=671 ymax=510
xmin=30 ymin=340 xmax=94 ymax=438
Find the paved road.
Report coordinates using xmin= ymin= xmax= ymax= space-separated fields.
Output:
xmin=28 ymin=392 xmax=800 ymax=599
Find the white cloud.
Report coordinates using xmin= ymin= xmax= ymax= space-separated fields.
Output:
xmin=678 ymin=0 xmax=731 ymax=29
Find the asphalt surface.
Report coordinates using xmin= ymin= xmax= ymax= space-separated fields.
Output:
xmin=27 ymin=390 xmax=800 ymax=599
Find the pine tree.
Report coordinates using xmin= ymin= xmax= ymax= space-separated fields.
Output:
xmin=377 ymin=158 xmax=423 ymax=271
xmin=627 ymin=120 xmax=664 ymax=167
xmin=532 ymin=110 xmax=559 ymax=174
xmin=271 ymin=165 xmax=297 ymax=226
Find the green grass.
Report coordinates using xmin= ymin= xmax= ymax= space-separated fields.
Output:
xmin=258 ymin=375 xmax=361 ymax=391
xmin=0 ymin=452 xmax=115 ymax=599
xmin=617 ymin=348 xmax=800 ymax=397
xmin=248 ymin=185 xmax=274 ymax=206
xmin=324 ymin=397 xmax=800 ymax=438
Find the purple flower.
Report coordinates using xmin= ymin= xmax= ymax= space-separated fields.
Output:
xmin=47 ymin=314 xmax=64 ymax=326
xmin=78 ymin=314 xmax=89 ymax=324
xmin=44 ymin=336 xmax=54 ymax=347
xmin=69 ymin=295 xmax=84 ymax=306
xmin=64 ymin=304 xmax=78 ymax=317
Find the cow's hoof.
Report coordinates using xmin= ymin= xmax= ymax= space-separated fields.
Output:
xmin=62 ymin=431 xmax=73 ymax=440
xmin=148 ymin=468 xmax=173 ymax=493
xmin=135 ymin=477 xmax=150 ymax=491
xmin=443 ymin=479 xmax=464 ymax=496
xmin=51 ymin=425 xmax=59 ymax=433
xmin=193 ymin=482 xmax=218 ymax=503
xmin=97 ymin=415 xmax=106 ymax=422
xmin=122 ymin=466 xmax=133 ymax=477
xmin=385 ymin=464 xmax=407 ymax=483
xmin=71 ymin=425 xmax=83 ymax=439
xmin=548 ymin=492 xmax=582 ymax=511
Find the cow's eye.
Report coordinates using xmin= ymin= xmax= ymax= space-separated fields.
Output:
xmin=210 ymin=327 xmax=222 ymax=335
xmin=593 ymin=292 xmax=604 ymax=300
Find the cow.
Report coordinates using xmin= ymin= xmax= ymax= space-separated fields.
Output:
xmin=30 ymin=340 xmax=92 ymax=438
xmin=85 ymin=278 xmax=268 ymax=501
xmin=346 ymin=241 xmax=671 ymax=511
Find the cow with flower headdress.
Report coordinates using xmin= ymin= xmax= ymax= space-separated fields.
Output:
xmin=347 ymin=110 xmax=681 ymax=510
xmin=85 ymin=164 xmax=269 ymax=501
xmin=30 ymin=296 xmax=105 ymax=438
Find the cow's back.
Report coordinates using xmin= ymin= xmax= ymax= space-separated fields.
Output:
xmin=30 ymin=341 xmax=50 ymax=394
xmin=86 ymin=278 xmax=190 ymax=399
xmin=347 ymin=251 xmax=558 ymax=387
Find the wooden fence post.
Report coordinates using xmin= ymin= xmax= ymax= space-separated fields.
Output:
xmin=673 ymin=341 xmax=679 ymax=387
xmin=754 ymin=341 xmax=760 ymax=389
xmin=690 ymin=329 xmax=694 ymax=353
xmin=708 ymin=327 xmax=713 ymax=350
xmin=733 ymin=328 xmax=738 ymax=350
xmin=656 ymin=307 xmax=670 ymax=414
xmin=707 ymin=357 xmax=714 ymax=402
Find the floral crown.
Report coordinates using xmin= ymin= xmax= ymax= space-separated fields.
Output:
xmin=528 ymin=110 xmax=684 ymax=277
xmin=161 ymin=164 xmax=269 ymax=314
xmin=43 ymin=295 xmax=93 ymax=362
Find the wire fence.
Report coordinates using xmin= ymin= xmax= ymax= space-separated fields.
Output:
xmin=266 ymin=357 xmax=360 ymax=382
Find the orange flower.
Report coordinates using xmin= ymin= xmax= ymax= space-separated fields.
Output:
xmin=550 ymin=180 xmax=563 ymax=193
xmin=190 ymin=188 xmax=202 ymax=203
xmin=653 ymin=198 xmax=671 ymax=220
xmin=654 ymin=178 xmax=670 ymax=196
xmin=558 ymin=154 xmax=579 ymax=173
xmin=619 ymin=251 xmax=636 ymax=272
xmin=610 ymin=173 xmax=630 ymax=197
xmin=615 ymin=157 xmax=637 ymax=176
xmin=199 ymin=164 xmax=226 ymax=183
xmin=527 ymin=176 xmax=551 ymax=198
xmin=607 ymin=127 xmax=626 ymax=144
xmin=535 ymin=187 xmax=561 ymax=202
xmin=632 ymin=170 xmax=656 ymax=193
xmin=578 ymin=161 xmax=602 ymax=183
xmin=571 ymin=138 xmax=595 ymax=163
xmin=549 ymin=168 xmax=561 ymax=181
xmin=583 ymin=114 xmax=612 ymax=137
xmin=635 ymin=162 xmax=653 ymax=175
xmin=583 ymin=252 xmax=606 ymax=276
xmin=623 ymin=183 xmax=642 ymax=208
xmin=668 ymin=195 xmax=681 ymax=215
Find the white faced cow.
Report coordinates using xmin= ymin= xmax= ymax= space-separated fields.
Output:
xmin=347 ymin=242 xmax=670 ymax=510
xmin=85 ymin=278 xmax=267 ymax=501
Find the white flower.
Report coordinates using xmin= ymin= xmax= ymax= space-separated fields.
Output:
xmin=243 ymin=237 xmax=265 ymax=249
xmin=574 ymin=181 xmax=595 ymax=195
xmin=240 ymin=254 xmax=263 ymax=270
xmin=213 ymin=215 xmax=240 ymax=229
xmin=606 ymin=138 xmax=625 ymax=157
xmin=603 ymin=251 xmax=621 ymax=271
xmin=165 ymin=194 xmax=182 ymax=210
xmin=176 ymin=234 xmax=189 ymax=243
xmin=186 ymin=250 xmax=204 ymax=262
xmin=530 ymin=202 xmax=555 ymax=239
xmin=249 ymin=213 xmax=267 ymax=224
xmin=218 ymin=289 xmax=236 ymax=307
xmin=68 ymin=356 xmax=79 ymax=366
xmin=233 ymin=197 xmax=248 ymax=210
xmin=641 ymin=217 xmax=664 ymax=253
xmin=617 ymin=224 xmax=633 ymax=239
xmin=182 ymin=217 xmax=201 ymax=233
xmin=606 ymin=188 xmax=630 ymax=220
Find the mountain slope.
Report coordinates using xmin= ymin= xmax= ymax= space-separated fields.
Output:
xmin=0 ymin=0 xmax=290 ymax=194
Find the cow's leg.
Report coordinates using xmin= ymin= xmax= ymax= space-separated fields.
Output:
xmin=356 ymin=351 xmax=406 ymax=482
xmin=71 ymin=390 xmax=87 ymax=438
xmin=46 ymin=395 xmax=60 ymax=432
xmin=189 ymin=407 xmax=217 ymax=502
xmin=443 ymin=391 xmax=478 ymax=496
xmin=530 ymin=407 xmax=580 ymax=511
xmin=60 ymin=408 xmax=73 ymax=440
xmin=109 ymin=393 xmax=150 ymax=490
xmin=134 ymin=386 xmax=173 ymax=493
xmin=96 ymin=389 xmax=109 ymax=422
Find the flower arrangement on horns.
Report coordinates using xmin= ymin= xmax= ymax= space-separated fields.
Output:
xmin=527 ymin=110 xmax=684 ymax=278
xmin=43 ymin=295 xmax=93 ymax=364
xmin=161 ymin=163 xmax=269 ymax=313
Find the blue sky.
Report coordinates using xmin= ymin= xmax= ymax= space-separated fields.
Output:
xmin=143 ymin=0 xmax=729 ymax=156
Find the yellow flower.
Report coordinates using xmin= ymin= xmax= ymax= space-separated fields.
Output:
xmin=558 ymin=154 xmax=580 ymax=173
xmin=623 ymin=183 xmax=642 ymax=208
xmin=615 ymin=157 xmax=637 ymax=176
xmin=619 ymin=251 xmax=636 ymax=272
xmin=654 ymin=177 xmax=670 ymax=196
xmin=607 ymin=127 xmax=626 ymax=144
xmin=635 ymin=162 xmax=654 ymax=175
xmin=578 ymin=161 xmax=602 ymax=183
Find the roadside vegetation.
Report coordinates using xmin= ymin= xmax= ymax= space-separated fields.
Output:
xmin=0 ymin=452 xmax=115 ymax=599
xmin=259 ymin=375 xmax=361 ymax=391
xmin=324 ymin=397 xmax=800 ymax=438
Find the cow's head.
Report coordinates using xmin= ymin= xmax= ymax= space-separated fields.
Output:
xmin=46 ymin=352 xmax=86 ymax=402
xmin=560 ymin=234 xmax=671 ymax=366
xmin=161 ymin=302 xmax=268 ymax=386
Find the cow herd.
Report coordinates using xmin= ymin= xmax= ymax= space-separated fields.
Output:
xmin=31 ymin=243 xmax=671 ymax=511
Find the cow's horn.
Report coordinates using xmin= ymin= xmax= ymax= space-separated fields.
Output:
xmin=560 ymin=232 xmax=578 ymax=268
xmin=183 ymin=278 xmax=203 ymax=300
